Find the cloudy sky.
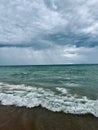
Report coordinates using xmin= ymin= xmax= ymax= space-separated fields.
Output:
xmin=0 ymin=0 xmax=98 ymax=65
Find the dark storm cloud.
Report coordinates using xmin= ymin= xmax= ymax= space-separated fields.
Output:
xmin=0 ymin=0 xmax=98 ymax=65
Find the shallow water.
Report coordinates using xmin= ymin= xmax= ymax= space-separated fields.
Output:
xmin=0 ymin=65 xmax=98 ymax=117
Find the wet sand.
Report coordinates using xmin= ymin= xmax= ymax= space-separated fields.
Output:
xmin=0 ymin=105 xmax=98 ymax=130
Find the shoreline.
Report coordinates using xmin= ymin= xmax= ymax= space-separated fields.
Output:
xmin=0 ymin=105 xmax=98 ymax=130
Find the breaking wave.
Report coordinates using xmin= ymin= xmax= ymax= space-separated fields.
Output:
xmin=0 ymin=82 xmax=98 ymax=118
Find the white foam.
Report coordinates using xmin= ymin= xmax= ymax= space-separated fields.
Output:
xmin=56 ymin=87 xmax=68 ymax=94
xmin=65 ymin=83 xmax=79 ymax=87
xmin=0 ymin=82 xmax=98 ymax=118
xmin=94 ymin=100 xmax=98 ymax=117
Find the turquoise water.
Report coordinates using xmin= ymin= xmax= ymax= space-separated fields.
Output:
xmin=0 ymin=65 xmax=98 ymax=117
xmin=0 ymin=65 xmax=98 ymax=99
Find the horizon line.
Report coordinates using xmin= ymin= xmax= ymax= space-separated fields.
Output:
xmin=0 ymin=63 xmax=98 ymax=67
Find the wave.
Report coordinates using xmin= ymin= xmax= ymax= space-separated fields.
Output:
xmin=0 ymin=82 xmax=98 ymax=118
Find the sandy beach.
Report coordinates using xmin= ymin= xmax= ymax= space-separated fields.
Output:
xmin=0 ymin=105 xmax=97 ymax=130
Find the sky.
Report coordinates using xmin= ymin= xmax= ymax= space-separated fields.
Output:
xmin=0 ymin=0 xmax=98 ymax=65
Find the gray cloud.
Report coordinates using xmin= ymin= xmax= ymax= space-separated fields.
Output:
xmin=0 ymin=0 xmax=98 ymax=65
xmin=0 ymin=0 xmax=98 ymax=46
xmin=0 ymin=46 xmax=98 ymax=65
xmin=0 ymin=0 xmax=67 ymax=45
